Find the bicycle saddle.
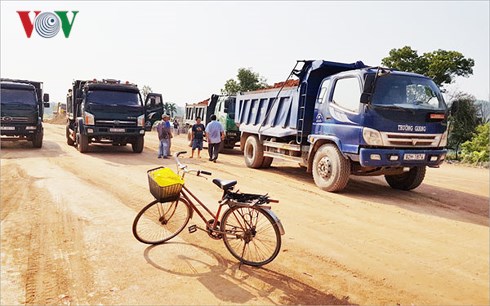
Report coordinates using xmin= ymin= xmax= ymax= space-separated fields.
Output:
xmin=212 ymin=179 xmax=237 ymax=191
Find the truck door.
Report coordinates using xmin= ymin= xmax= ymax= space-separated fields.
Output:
xmin=326 ymin=75 xmax=364 ymax=154
xmin=144 ymin=93 xmax=163 ymax=130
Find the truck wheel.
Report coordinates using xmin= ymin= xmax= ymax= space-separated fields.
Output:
xmin=385 ymin=166 xmax=426 ymax=190
xmin=77 ymin=132 xmax=89 ymax=153
xmin=224 ymin=140 xmax=235 ymax=149
xmin=132 ymin=136 xmax=144 ymax=153
xmin=261 ymin=157 xmax=273 ymax=168
xmin=66 ymin=125 xmax=75 ymax=146
xmin=312 ymin=144 xmax=350 ymax=192
xmin=32 ymin=130 xmax=43 ymax=148
xmin=244 ymin=135 xmax=265 ymax=168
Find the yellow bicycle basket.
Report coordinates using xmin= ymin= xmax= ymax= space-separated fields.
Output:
xmin=147 ymin=167 xmax=184 ymax=202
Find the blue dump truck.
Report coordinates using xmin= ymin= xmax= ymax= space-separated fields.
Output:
xmin=235 ymin=60 xmax=448 ymax=192
xmin=66 ymin=79 xmax=163 ymax=153
xmin=0 ymin=78 xmax=50 ymax=148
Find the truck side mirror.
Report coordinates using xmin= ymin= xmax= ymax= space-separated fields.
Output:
xmin=360 ymin=92 xmax=371 ymax=104
xmin=44 ymin=102 xmax=50 ymax=108
xmin=43 ymin=93 xmax=50 ymax=102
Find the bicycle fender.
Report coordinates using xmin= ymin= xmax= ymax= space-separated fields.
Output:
xmin=262 ymin=208 xmax=285 ymax=236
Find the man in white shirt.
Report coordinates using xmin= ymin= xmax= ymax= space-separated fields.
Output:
xmin=204 ymin=114 xmax=224 ymax=162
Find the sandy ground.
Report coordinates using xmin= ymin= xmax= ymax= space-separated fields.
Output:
xmin=1 ymin=123 xmax=488 ymax=305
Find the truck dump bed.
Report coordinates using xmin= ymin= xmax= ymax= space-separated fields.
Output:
xmin=235 ymin=60 xmax=366 ymax=140
xmin=236 ymin=86 xmax=299 ymax=138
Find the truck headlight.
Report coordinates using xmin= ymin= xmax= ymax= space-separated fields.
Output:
xmin=363 ymin=127 xmax=383 ymax=146
xmin=84 ymin=112 xmax=95 ymax=125
xmin=439 ymin=130 xmax=448 ymax=147
xmin=137 ymin=114 xmax=145 ymax=127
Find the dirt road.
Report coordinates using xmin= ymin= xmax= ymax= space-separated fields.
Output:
xmin=1 ymin=123 xmax=488 ymax=305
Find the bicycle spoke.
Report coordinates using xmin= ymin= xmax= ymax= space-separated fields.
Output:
xmin=132 ymin=199 xmax=191 ymax=244
xmin=221 ymin=206 xmax=281 ymax=266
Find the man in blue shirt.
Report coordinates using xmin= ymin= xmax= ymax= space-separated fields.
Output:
xmin=204 ymin=114 xmax=224 ymax=162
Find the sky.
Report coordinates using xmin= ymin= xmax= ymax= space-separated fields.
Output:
xmin=1 ymin=1 xmax=489 ymax=107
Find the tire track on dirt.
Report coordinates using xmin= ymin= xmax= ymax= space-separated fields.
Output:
xmin=1 ymin=162 xmax=94 ymax=305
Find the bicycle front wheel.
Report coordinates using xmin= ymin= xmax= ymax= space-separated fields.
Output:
xmin=132 ymin=198 xmax=191 ymax=244
xmin=221 ymin=205 xmax=281 ymax=266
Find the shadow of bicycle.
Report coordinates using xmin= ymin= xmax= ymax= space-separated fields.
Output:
xmin=144 ymin=242 xmax=355 ymax=305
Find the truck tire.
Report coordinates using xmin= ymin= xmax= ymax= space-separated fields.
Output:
xmin=32 ymin=130 xmax=43 ymax=148
xmin=385 ymin=166 xmax=426 ymax=190
xmin=312 ymin=144 xmax=350 ymax=192
xmin=262 ymin=157 xmax=273 ymax=168
xmin=244 ymin=135 xmax=265 ymax=168
xmin=132 ymin=136 xmax=144 ymax=153
xmin=66 ymin=125 xmax=75 ymax=146
xmin=224 ymin=140 xmax=235 ymax=149
xmin=77 ymin=132 xmax=89 ymax=153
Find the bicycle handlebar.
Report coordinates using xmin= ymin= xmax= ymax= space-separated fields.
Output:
xmin=173 ymin=151 xmax=213 ymax=177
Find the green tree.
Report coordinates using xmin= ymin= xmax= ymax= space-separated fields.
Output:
xmin=448 ymin=92 xmax=481 ymax=159
xmin=381 ymin=46 xmax=475 ymax=88
xmin=222 ymin=79 xmax=241 ymax=96
xmin=163 ymin=102 xmax=177 ymax=117
xmin=221 ymin=68 xmax=268 ymax=95
xmin=141 ymin=85 xmax=152 ymax=101
xmin=460 ymin=123 xmax=490 ymax=164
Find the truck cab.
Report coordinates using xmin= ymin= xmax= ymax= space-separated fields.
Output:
xmin=310 ymin=67 xmax=447 ymax=190
xmin=211 ymin=95 xmax=239 ymax=149
xmin=66 ymin=79 xmax=163 ymax=153
xmin=0 ymin=78 xmax=50 ymax=148
xmin=185 ymin=95 xmax=240 ymax=149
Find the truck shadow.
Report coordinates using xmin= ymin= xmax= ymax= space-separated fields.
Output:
xmin=344 ymin=178 xmax=489 ymax=227
xmin=143 ymin=242 xmax=355 ymax=305
xmin=66 ymin=144 xmax=170 ymax=166
xmin=263 ymin=166 xmax=489 ymax=227
xmin=0 ymin=139 xmax=64 ymax=158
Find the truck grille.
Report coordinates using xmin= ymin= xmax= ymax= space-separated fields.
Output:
xmin=96 ymin=120 xmax=136 ymax=127
xmin=1 ymin=116 xmax=29 ymax=123
xmin=381 ymin=132 xmax=441 ymax=147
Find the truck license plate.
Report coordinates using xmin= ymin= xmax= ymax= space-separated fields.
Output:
xmin=404 ymin=153 xmax=425 ymax=161
xmin=109 ymin=128 xmax=125 ymax=132
xmin=0 ymin=126 xmax=15 ymax=131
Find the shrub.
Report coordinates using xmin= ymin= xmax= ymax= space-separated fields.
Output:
xmin=460 ymin=123 xmax=490 ymax=164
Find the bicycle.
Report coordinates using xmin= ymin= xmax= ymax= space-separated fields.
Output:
xmin=132 ymin=151 xmax=285 ymax=267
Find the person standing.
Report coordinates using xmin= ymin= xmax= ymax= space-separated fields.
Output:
xmin=173 ymin=118 xmax=180 ymax=135
xmin=204 ymin=114 xmax=224 ymax=162
xmin=190 ymin=117 xmax=205 ymax=158
xmin=156 ymin=114 xmax=173 ymax=159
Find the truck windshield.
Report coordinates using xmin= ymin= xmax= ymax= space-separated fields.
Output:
xmin=225 ymin=99 xmax=235 ymax=118
xmin=371 ymin=75 xmax=446 ymax=111
xmin=1 ymin=88 xmax=37 ymax=105
xmin=86 ymin=90 xmax=140 ymax=106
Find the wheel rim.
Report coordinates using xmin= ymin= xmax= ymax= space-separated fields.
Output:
xmin=133 ymin=200 xmax=190 ymax=244
xmin=222 ymin=207 xmax=280 ymax=266
xmin=245 ymin=143 xmax=254 ymax=160
xmin=317 ymin=156 xmax=332 ymax=180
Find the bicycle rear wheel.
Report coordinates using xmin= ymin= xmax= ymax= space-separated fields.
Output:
xmin=132 ymin=198 xmax=191 ymax=244
xmin=221 ymin=205 xmax=281 ymax=266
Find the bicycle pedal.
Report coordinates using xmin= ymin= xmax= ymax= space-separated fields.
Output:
xmin=188 ymin=225 xmax=197 ymax=233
